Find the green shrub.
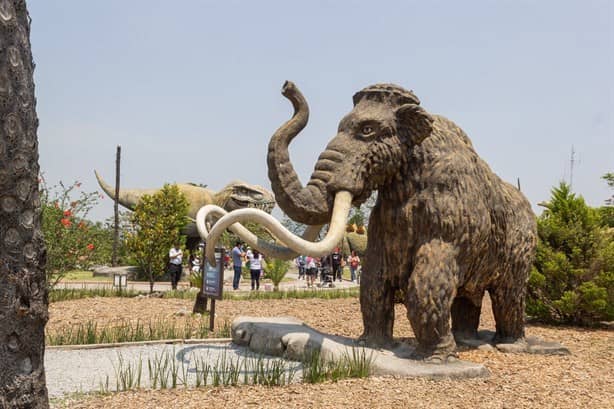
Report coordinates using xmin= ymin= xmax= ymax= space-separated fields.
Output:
xmin=263 ymin=259 xmax=291 ymax=291
xmin=40 ymin=177 xmax=116 ymax=288
xmin=125 ymin=184 xmax=189 ymax=293
xmin=528 ymin=182 xmax=614 ymax=325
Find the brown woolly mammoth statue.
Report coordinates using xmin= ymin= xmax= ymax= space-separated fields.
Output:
xmin=203 ymin=81 xmax=537 ymax=361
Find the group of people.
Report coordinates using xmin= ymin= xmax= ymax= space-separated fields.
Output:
xmin=231 ymin=240 xmax=265 ymax=291
xmin=295 ymin=247 xmax=361 ymax=287
xmin=168 ymin=240 xmax=361 ymax=292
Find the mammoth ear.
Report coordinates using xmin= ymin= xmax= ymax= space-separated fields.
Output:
xmin=395 ymin=104 xmax=434 ymax=145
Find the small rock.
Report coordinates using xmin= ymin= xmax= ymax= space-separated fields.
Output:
xmin=477 ymin=343 xmax=495 ymax=352
xmin=496 ymin=342 xmax=527 ymax=353
xmin=599 ymin=321 xmax=614 ymax=330
xmin=174 ymin=308 xmax=189 ymax=317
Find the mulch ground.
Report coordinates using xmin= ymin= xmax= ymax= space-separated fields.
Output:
xmin=48 ymin=296 xmax=613 ymax=409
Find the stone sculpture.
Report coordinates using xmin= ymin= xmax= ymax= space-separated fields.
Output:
xmin=199 ymin=82 xmax=538 ymax=361
xmin=94 ymin=170 xmax=275 ymax=239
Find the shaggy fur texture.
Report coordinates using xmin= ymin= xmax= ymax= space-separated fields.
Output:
xmin=354 ymin=85 xmax=537 ymax=358
xmin=267 ymin=82 xmax=537 ymax=359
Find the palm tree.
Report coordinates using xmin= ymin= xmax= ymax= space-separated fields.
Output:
xmin=0 ymin=1 xmax=50 ymax=407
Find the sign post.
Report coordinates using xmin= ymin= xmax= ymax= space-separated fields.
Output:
xmin=200 ymin=244 xmax=224 ymax=331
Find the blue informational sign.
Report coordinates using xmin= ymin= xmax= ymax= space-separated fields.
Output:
xmin=203 ymin=248 xmax=224 ymax=300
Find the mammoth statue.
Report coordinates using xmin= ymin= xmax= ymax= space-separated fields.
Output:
xmin=200 ymin=81 xmax=537 ymax=361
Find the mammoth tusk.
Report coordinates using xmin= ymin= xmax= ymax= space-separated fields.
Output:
xmin=196 ymin=205 xmax=324 ymax=261
xmin=202 ymin=191 xmax=353 ymax=265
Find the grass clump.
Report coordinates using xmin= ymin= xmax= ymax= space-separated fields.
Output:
xmin=97 ymin=346 xmax=372 ymax=394
xmin=302 ymin=347 xmax=373 ymax=383
xmin=46 ymin=317 xmax=230 ymax=346
xmin=50 ymin=286 xmax=360 ymax=303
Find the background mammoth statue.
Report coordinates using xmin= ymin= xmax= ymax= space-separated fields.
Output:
xmin=263 ymin=81 xmax=537 ymax=360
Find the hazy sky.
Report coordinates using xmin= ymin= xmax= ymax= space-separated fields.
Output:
xmin=28 ymin=0 xmax=613 ymax=222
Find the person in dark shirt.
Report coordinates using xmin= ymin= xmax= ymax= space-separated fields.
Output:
xmin=331 ymin=247 xmax=343 ymax=282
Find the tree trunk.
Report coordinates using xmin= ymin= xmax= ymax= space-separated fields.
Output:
xmin=0 ymin=1 xmax=50 ymax=408
xmin=192 ymin=292 xmax=208 ymax=314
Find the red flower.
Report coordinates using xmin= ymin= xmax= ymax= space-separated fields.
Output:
xmin=63 ymin=209 xmax=72 ymax=217
xmin=60 ymin=218 xmax=71 ymax=227
xmin=86 ymin=243 xmax=94 ymax=251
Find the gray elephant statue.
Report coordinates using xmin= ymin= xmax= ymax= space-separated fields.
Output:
xmin=263 ymin=81 xmax=537 ymax=360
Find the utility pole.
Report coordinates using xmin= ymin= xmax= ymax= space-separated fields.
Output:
xmin=112 ymin=146 xmax=121 ymax=266
xmin=569 ymin=145 xmax=575 ymax=191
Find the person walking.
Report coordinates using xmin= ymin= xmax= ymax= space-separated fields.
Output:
xmin=168 ymin=242 xmax=183 ymax=290
xmin=349 ymin=251 xmax=361 ymax=283
xmin=248 ymin=249 xmax=264 ymax=290
xmin=305 ymin=256 xmax=317 ymax=288
xmin=231 ymin=241 xmax=245 ymax=290
xmin=296 ymin=255 xmax=306 ymax=280
xmin=331 ymin=247 xmax=343 ymax=282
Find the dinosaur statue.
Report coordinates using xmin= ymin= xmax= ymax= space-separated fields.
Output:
xmin=94 ymin=171 xmax=275 ymax=239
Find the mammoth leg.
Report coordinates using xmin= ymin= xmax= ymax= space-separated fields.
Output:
xmin=359 ymin=269 xmax=395 ymax=347
xmin=406 ymin=240 xmax=459 ymax=360
xmin=489 ymin=261 xmax=530 ymax=344
xmin=451 ymin=294 xmax=483 ymax=341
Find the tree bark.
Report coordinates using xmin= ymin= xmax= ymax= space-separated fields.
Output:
xmin=0 ymin=1 xmax=50 ymax=408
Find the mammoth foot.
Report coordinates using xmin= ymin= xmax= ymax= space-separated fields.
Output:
xmin=357 ymin=332 xmax=397 ymax=350
xmin=409 ymin=349 xmax=459 ymax=364
xmin=456 ymin=330 xmax=570 ymax=355
xmin=232 ymin=316 xmax=489 ymax=379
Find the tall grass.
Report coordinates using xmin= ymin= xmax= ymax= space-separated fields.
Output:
xmin=46 ymin=317 xmax=230 ymax=346
xmin=101 ymin=346 xmax=372 ymax=394
xmin=302 ymin=347 xmax=374 ymax=383
xmin=49 ymin=286 xmax=142 ymax=302
xmin=50 ymin=286 xmax=360 ymax=303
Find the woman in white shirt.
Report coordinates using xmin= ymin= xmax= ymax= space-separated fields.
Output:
xmin=249 ymin=249 xmax=264 ymax=290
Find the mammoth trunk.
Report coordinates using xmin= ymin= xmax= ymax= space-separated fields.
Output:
xmin=267 ymin=81 xmax=332 ymax=225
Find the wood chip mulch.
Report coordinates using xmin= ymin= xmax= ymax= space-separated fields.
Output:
xmin=48 ymin=296 xmax=613 ymax=409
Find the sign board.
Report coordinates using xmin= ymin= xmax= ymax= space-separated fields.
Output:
xmin=202 ymin=247 xmax=224 ymax=300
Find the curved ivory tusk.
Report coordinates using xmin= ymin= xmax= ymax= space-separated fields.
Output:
xmin=196 ymin=204 xmax=324 ymax=261
xmin=204 ymin=191 xmax=353 ymax=264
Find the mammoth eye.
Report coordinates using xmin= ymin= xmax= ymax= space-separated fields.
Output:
xmin=361 ymin=125 xmax=375 ymax=135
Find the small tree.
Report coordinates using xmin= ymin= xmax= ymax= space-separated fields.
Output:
xmin=40 ymin=178 xmax=114 ymax=287
xmin=528 ymin=182 xmax=613 ymax=325
xmin=125 ymin=184 xmax=189 ymax=293
xmin=264 ymin=258 xmax=291 ymax=291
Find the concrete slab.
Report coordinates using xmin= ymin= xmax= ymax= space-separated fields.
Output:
xmin=232 ymin=316 xmax=489 ymax=379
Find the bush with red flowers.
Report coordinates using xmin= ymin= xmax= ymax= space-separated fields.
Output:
xmin=40 ymin=176 xmax=115 ymax=288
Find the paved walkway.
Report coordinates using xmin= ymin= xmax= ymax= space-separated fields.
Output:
xmin=46 ymin=341 xmax=302 ymax=398
xmin=56 ymin=266 xmax=360 ymax=293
